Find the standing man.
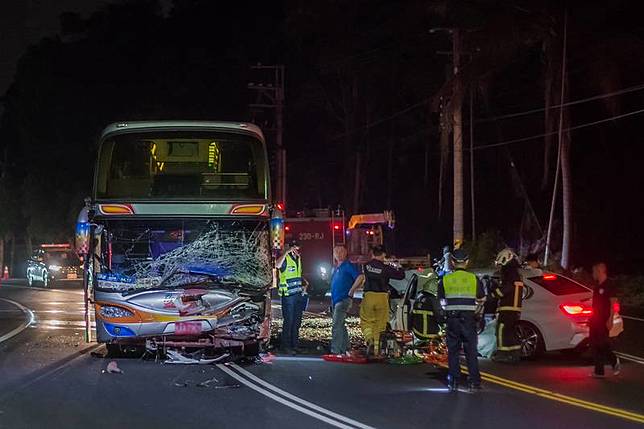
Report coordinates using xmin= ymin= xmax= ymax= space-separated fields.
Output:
xmin=349 ymin=245 xmax=405 ymax=357
xmin=590 ymin=262 xmax=620 ymax=377
xmin=276 ymin=240 xmax=308 ymax=355
xmin=330 ymin=245 xmax=360 ymax=355
xmin=438 ymin=249 xmax=485 ymax=392
xmin=491 ymin=248 xmax=524 ymax=363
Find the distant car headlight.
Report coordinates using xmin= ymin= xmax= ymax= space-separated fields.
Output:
xmin=100 ymin=305 xmax=134 ymax=318
xmin=319 ymin=265 xmax=330 ymax=280
xmin=48 ymin=265 xmax=62 ymax=272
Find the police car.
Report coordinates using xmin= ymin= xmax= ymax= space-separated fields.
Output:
xmin=391 ymin=267 xmax=624 ymax=359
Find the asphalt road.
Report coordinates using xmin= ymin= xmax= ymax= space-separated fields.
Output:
xmin=0 ymin=280 xmax=643 ymax=429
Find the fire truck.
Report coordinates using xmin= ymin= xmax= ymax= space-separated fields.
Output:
xmin=284 ymin=208 xmax=429 ymax=296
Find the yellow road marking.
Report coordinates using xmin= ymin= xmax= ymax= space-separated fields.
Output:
xmin=460 ymin=365 xmax=644 ymax=424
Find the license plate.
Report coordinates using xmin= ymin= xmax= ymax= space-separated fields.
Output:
xmin=66 ymin=273 xmax=77 ymax=279
xmin=175 ymin=321 xmax=202 ymax=335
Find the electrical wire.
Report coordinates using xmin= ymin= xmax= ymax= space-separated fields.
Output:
xmin=476 ymin=82 xmax=644 ymax=123
xmin=471 ymin=106 xmax=644 ymax=151
xmin=330 ymin=81 xmax=644 ymax=141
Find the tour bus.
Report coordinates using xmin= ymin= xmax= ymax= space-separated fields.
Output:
xmin=76 ymin=121 xmax=282 ymax=357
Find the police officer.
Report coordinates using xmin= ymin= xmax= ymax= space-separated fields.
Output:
xmin=438 ymin=249 xmax=485 ymax=392
xmin=491 ymin=248 xmax=524 ymax=363
xmin=276 ymin=240 xmax=308 ymax=354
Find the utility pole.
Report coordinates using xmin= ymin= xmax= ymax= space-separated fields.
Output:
xmin=452 ymin=28 xmax=464 ymax=249
xmin=248 ymin=65 xmax=286 ymax=205
xmin=544 ymin=9 xmax=568 ymax=267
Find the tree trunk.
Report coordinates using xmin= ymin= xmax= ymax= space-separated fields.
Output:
xmin=560 ymin=118 xmax=572 ymax=269
xmin=452 ymin=28 xmax=464 ymax=248
xmin=0 ymin=237 xmax=4 ymax=275
xmin=438 ymin=117 xmax=449 ymax=218
xmin=9 ymin=233 xmax=15 ymax=277
xmin=352 ymin=152 xmax=362 ymax=214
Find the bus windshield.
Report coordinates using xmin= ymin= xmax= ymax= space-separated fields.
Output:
xmin=96 ymin=131 xmax=268 ymax=200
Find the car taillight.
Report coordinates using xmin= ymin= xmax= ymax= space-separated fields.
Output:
xmin=560 ymin=303 xmax=593 ymax=317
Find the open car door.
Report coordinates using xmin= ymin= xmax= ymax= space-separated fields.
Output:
xmin=392 ymin=274 xmax=418 ymax=331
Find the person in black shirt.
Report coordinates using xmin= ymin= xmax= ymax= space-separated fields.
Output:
xmin=349 ymin=245 xmax=406 ymax=356
xmin=590 ymin=262 xmax=620 ymax=377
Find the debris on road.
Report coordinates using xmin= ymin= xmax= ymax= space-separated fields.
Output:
xmin=164 ymin=349 xmax=230 ymax=365
xmin=105 ymin=361 xmax=123 ymax=374
xmin=259 ymin=353 xmax=274 ymax=364
xmin=196 ymin=377 xmax=219 ymax=387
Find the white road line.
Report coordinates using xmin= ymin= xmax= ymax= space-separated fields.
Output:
xmin=615 ymin=352 xmax=644 ymax=365
xmin=622 ymin=315 xmax=644 ymax=322
xmin=0 ymin=284 xmax=84 ymax=295
xmin=218 ymin=364 xmax=369 ymax=429
xmin=0 ymin=298 xmax=36 ymax=344
xmin=227 ymin=363 xmax=377 ymax=429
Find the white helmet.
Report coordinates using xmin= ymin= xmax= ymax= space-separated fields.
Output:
xmin=495 ymin=248 xmax=518 ymax=266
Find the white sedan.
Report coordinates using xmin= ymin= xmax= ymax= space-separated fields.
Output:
xmin=392 ymin=267 xmax=624 ymax=359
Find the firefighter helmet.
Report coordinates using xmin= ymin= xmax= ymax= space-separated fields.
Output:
xmin=495 ymin=248 xmax=518 ymax=266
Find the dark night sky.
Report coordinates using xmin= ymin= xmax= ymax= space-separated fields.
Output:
xmin=0 ymin=0 xmax=107 ymax=96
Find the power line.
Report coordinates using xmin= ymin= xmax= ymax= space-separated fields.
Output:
xmin=471 ymin=106 xmax=644 ymax=151
xmin=330 ymin=81 xmax=644 ymax=142
xmin=476 ymin=82 xmax=644 ymax=123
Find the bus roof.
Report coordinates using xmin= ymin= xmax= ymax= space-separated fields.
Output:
xmin=100 ymin=121 xmax=265 ymax=142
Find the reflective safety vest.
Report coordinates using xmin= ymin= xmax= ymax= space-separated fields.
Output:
xmin=278 ymin=254 xmax=303 ymax=297
xmin=442 ymin=270 xmax=478 ymax=312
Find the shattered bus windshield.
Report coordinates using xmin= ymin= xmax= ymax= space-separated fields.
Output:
xmin=96 ymin=131 xmax=268 ymax=200
xmin=97 ymin=219 xmax=271 ymax=292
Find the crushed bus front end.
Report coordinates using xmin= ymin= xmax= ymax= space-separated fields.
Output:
xmin=78 ymin=121 xmax=277 ymax=356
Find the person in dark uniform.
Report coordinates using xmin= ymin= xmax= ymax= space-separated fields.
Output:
xmin=349 ymin=245 xmax=406 ymax=356
xmin=491 ymin=248 xmax=524 ymax=363
xmin=438 ymin=249 xmax=486 ymax=392
xmin=411 ymin=270 xmax=443 ymax=340
xmin=590 ymin=262 xmax=620 ymax=377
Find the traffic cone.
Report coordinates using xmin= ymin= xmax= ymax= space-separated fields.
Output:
xmin=2 ymin=266 xmax=8 ymax=280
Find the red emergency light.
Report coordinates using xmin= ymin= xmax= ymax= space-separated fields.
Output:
xmin=613 ymin=301 xmax=620 ymax=314
xmin=40 ymin=243 xmax=71 ymax=249
xmin=276 ymin=202 xmax=285 ymax=212
xmin=333 ymin=224 xmax=341 ymax=231
xmin=284 ymin=225 xmax=291 ymax=232
xmin=543 ymin=274 xmax=558 ymax=280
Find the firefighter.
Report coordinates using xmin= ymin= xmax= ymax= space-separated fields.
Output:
xmin=491 ymin=248 xmax=524 ymax=363
xmin=438 ymin=249 xmax=485 ymax=392
xmin=276 ymin=240 xmax=308 ymax=354
xmin=349 ymin=245 xmax=405 ymax=356
xmin=411 ymin=269 xmax=442 ymax=340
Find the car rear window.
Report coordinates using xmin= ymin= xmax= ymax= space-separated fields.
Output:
xmin=528 ymin=275 xmax=589 ymax=295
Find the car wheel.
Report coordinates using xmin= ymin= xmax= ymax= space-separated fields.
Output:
xmin=42 ymin=272 xmax=49 ymax=288
xmin=516 ymin=322 xmax=544 ymax=359
xmin=27 ymin=273 xmax=33 ymax=287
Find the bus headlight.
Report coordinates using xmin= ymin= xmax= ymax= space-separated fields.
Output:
xmin=100 ymin=306 xmax=134 ymax=318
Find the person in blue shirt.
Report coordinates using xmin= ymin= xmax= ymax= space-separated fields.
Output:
xmin=330 ymin=245 xmax=359 ymax=355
